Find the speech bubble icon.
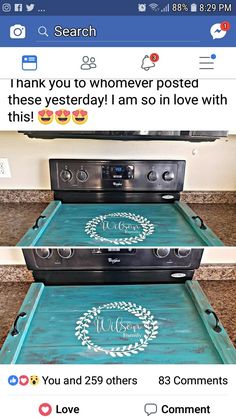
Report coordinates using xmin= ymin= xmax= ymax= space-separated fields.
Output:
xmin=210 ymin=23 xmax=227 ymax=39
xmin=144 ymin=403 xmax=158 ymax=416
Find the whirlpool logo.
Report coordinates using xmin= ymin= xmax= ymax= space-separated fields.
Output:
xmin=108 ymin=258 xmax=121 ymax=264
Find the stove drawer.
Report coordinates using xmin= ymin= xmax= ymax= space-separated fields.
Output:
xmin=1 ymin=282 xmax=235 ymax=364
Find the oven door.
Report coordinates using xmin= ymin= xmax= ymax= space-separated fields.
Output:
xmin=1 ymin=281 xmax=235 ymax=364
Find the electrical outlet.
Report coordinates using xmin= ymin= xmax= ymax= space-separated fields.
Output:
xmin=0 ymin=158 xmax=11 ymax=178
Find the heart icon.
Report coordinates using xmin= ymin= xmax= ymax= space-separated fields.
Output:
xmin=19 ymin=375 xmax=29 ymax=386
xmin=39 ymin=403 xmax=52 ymax=417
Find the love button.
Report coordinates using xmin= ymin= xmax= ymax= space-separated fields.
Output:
xmin=39 ymin=403 xmax=52 ymax=416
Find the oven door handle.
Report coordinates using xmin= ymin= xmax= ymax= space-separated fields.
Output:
xmin=11 ymin=312 xmax=27 ymax=336
xmin=192 ymin=215 xmax=207 ymax=230
xmin=33 ymin=215 xmax=46 ymax=230
xmin=205 ymin=309 xmax=222 ymax=333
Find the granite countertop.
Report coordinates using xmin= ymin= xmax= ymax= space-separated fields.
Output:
xmin=0 ymin=203 xmax=47 ymax=246
xmin=200 ymin=280 xmax=236 ymax=348
xmin=0 ymin=280 xmax=235 ymax=353
xmin=189 ymin=203 xmax=236 ymax=246
xmin=0 ymin=202 xmax=236 ymax=246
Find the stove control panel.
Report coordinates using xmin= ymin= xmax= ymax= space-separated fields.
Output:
xmin=50 ymin=160 xmax=185 ymax=192
xmin=24 ymin=248 xmax=203 ymax=271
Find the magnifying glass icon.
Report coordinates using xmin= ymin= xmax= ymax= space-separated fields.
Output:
xmin=38 ymin=26 xmax=49 ymax=37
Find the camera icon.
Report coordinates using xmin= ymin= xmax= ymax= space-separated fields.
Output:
xmin=10 ymin=24 xmax=26 ymax=39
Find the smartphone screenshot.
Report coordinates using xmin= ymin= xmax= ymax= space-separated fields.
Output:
xmin=0 ymin=1 xmax=235 ymax=418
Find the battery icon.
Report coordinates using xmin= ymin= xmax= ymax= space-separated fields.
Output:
xmin=190 ymin=3 xmax=197 ymax=12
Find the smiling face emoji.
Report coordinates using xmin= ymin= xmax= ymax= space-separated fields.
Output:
xmin=72 ymin=109 xmax=88 ymax=125
xmin=38 ymin=109 xmax=54 ymax=125
xmin=55 ymin=109 xmax=71 ymax=125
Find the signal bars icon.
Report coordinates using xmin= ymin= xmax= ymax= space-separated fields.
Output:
xmin=161 ymin=3 xmax=170 ymax=13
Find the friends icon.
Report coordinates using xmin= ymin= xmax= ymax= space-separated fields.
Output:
xmin=80 ymin=56 xmax=97 ymax=70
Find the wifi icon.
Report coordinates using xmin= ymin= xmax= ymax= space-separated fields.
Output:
xmin=149 ymin=3 xmax=159 ymax=11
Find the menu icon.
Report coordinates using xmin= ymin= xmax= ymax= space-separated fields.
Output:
xmin=199 ymin=53 xmax=216 ymax=70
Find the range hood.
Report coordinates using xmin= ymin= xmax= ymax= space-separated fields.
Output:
xmin=20 ymin=131 xmax=228 ymax=141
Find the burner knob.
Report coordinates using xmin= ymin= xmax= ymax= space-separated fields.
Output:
xmin=60 ymin=169 xmax=72 ymax=182
xmin=147 ymin=171 xmax=158 ymax=182
xmin=175 ymin=248 xmax=191 ymax=258
xmin=36 ymin=248 xmax=52 ymax=259
xmin=58 ymin=248 xmax=74 ymax=259
xmin=77 ymin=170 xmax=89 ymax=182
xmin=154 ymin=248 xmax=170 ymax=258
xmin=162 ymin=171 xmax=174 ymax=181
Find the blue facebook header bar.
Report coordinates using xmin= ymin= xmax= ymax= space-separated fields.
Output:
xmin=0 ymin=16 xmax=234 ymax=47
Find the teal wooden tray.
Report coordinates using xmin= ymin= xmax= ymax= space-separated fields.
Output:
xmin=1 ymin=281 xmax=235 ymax=364
xmin=17 ymin=201 xmax=223 ymax=247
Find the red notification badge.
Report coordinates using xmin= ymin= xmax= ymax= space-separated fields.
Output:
xmin=220 ymin=21 xmax=231 ymax=31
xmin=150 ymin=53 xmax=159 ymax=63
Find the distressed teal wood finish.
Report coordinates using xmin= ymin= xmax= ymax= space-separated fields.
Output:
xmin=1 ymin=282 xmax=235 ymax=364
xmin=17 ymin=201 xmax=62 ymax=247
xmin=175 ymin=202 xmax=223 ymax=246
xmin=186 ymin=281 xmax=236 ymax=364
xmin=17 ymin=202 xmax=223 ymax=247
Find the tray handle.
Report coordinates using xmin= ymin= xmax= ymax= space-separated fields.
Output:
xmin=33 ymin=215 xmax=46 ymax=230
xmin=205 ymin=309 xmax=222 ymax=333
xmin=192 ymin=215 xmax=207 ymax=230
xmin=11 ymin=312 xmax=27 ymax=336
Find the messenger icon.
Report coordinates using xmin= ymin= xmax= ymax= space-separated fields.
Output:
xmin=210 ymin=21 xmax=230 ymax=39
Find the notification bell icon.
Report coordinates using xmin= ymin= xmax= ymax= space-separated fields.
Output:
xmin=141 ymin=53 xmax=159 ymax=71
xmin=141 ymin=55 xmax=155 ymax=71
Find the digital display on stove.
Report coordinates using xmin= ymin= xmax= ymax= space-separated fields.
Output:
xmin=102 ymin=165 xmax=134 ymax=180
xmin=92 ymin=248 xmax=136 ymax=254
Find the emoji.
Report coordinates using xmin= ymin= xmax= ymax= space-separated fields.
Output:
xmin=19 ymin=375 xmax=29 ymax=386
xmin=30 ymin=375 xmax=40 ymax=386
xmin=72 ymin=109 xmax=88 ymax=125
xmin=38 ymin=109 xmax=54 ymax=124
xmin=8 ymin=375 xmax=18 ymax=386
xmin=55 ymin=109 xmax=71 ymax=125
xmin=39 ymin=403 xmax=52 ymax=417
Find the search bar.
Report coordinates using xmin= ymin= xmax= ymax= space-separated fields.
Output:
xmin=0 ymin=16 xmax=234 ymax=47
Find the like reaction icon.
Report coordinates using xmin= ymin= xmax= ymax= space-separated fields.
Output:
xmin=8 ymin=375 xmax=18 ymax=386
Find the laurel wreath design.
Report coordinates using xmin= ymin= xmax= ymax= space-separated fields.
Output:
xmin=84 ymin=212 xmax=155 ymax=245
xmin=75 ymin=301 xmax=158 ymax=358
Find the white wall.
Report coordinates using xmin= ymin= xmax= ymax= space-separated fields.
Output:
xmin=0 ymin=247 xmax=235 ymax=265
xmin=0 ymin=132 xmax=236 ymax=190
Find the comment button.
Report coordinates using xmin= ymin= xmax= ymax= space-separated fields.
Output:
xmin=144 ymin=403 xmax=158 ymax=416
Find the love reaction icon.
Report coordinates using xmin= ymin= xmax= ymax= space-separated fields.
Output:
xmin=39 ymin=403 xmax=52 ymax=417
xmin=19 ymin=375 xmax=29 ymax=386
